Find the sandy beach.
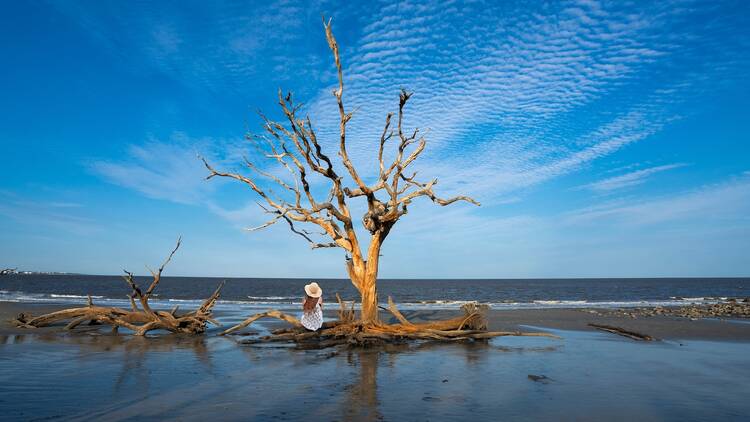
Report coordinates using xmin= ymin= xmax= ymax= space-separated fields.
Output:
xmin=2 ymin=301 xmax=750 ymax=421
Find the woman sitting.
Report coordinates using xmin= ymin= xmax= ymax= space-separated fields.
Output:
xmin=301 ymin=282 xmax=324 ymax=331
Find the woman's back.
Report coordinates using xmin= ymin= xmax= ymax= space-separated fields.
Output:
xmin=301 ymin=296 xmax=323 ymax=331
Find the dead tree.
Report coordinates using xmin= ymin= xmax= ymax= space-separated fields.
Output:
xmin=203 ymin=18 xmax=558 ymax=345
xmin=13 ymin=238 xmax=224 ymax=336
xmin=202 ymin=18 xmax=480 ymax=325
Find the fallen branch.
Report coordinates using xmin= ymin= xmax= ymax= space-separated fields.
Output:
xmin=12 ymin=239 xmax=225 ymax=336
xmin=386 ymin=296 xmax=414 ymax=327
xmin=588 ymin=323 xmax=655 ymax=341
xmin=220 ymin=310 xmax=302 ymax=336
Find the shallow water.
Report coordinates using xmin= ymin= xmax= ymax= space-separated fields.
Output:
xmin=1 ymin=323 xmax=749 ymax=421
xmin=1 ymin=275 xmax=748 ymax=311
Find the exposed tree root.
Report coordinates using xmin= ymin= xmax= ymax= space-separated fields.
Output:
xmin=588 ymin=323 xmax=655 ymax=341
xmin=223 ymin=296 xmax=560 ymax=348
xmin=12 ymin=239 xmax=225 ymax=336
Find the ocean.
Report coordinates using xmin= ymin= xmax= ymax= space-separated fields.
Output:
xmin=1 ymin=274 xmax=747 ymax=310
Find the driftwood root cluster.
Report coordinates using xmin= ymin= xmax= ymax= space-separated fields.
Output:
xmin=222 ymin=294 xmax=559 ymax=348
xmin=12 ymin=239 xmax=224 ymax=336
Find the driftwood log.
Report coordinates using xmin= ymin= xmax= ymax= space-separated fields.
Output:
xmin=12 ymin=239 xmax=225 ymax=336
xmin=588 ymin=323 xmax=655 ymax=341
xmin=222 ymin=295 xmax=559 ymax=348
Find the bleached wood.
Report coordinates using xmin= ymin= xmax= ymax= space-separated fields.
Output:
xmin=14 ymin=239 xmax=223 ymax=336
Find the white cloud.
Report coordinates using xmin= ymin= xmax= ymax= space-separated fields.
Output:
xmin=0 ymin=198 xmax=101 ymax=236
xmin=378 ymin=172 xmax=750 ymax=277
xmin=580 ymin=163 xmax=688 ymax=192
xmin=49 ymin=1 xmax=321 ymax=93
xmin=564 ymin=173 xmax=750 ymax=226
xmin=295 ymin=0 xmax=744 ymax=206
xmin=75 ymin=0 xmax=747 ymax=209
xmin=89 ymin=133 xmax=244 ymax=205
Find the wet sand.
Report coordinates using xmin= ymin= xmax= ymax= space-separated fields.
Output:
xmin=396 ymin=307 xmax=750 ymax=341
xmin=2 ymin=301 xmax=750 ymax=421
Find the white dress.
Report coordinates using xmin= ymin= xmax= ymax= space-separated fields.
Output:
xmin=301 ymin=298 xmax=323 ymax=331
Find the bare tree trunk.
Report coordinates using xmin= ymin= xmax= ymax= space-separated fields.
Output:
xmin=360 ymin=273 xmax=379 ymax=324
xmin=355 ymin=231 xmax=384 ymax=324
xmin=345 ymin=261 xmax=379 ymax=324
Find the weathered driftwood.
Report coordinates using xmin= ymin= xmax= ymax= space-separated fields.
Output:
xmin=12 ymin=239 xmax=225 ymax=336
xmin=223 ymin=297 xmax=559 ymax=348
xmin=588 ymin=323 xmax=655 ymax=341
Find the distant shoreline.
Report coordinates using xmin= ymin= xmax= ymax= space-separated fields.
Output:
xmin=2 ymin=272 xmax=748 ymax=280
xmin=1 ymin=271 xmax=83 ymax=276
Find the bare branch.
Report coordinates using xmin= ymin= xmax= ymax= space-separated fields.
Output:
xmin=323 ymin=17 xmax=368 ymax=194
xmin=245 ymin=214 xmax=283 ymax=232
xmin=378 ymin=113 xmax=394 ymax=179
xmin=282 ymin=215 xmax=337 ymax=249
xmin=243 ymin=155 xmax=296 ymax=195
xmin=398 ymin=178 xmax=481 ymax=207
xmin=145 ymin=236 xmax=181 ymax=297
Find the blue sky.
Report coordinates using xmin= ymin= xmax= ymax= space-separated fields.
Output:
xmin=1 ymin=0 xmax=748 ymax=278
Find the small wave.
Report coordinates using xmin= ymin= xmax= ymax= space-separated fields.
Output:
xmin=398 ymin=298 xmax=727 ymax=310
xmin=169 ymin=298 xmax=298 ymax=305
xmin=0 ymin=291 xmax=46 ymax=302
xmin=247 ymin=296 xmax=298 ymax=300
xmin=418 ymin=300 xmax=475 ymax=305
xmin=0 ymin=289 xmax=733 ymax=311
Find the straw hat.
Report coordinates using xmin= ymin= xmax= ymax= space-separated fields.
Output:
xmin=304 ymin=282 xmax=323 ymax=298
